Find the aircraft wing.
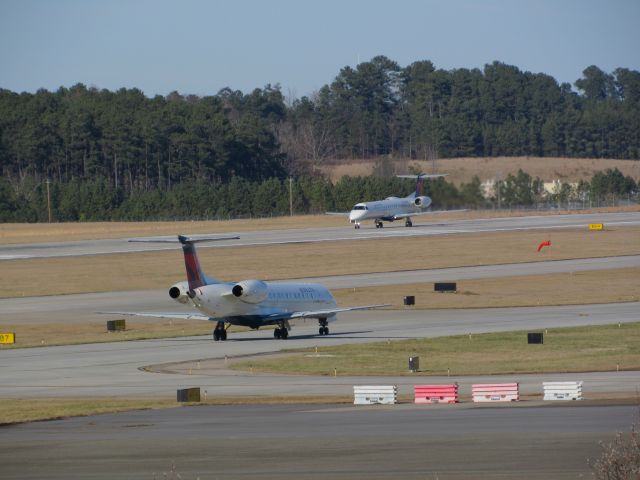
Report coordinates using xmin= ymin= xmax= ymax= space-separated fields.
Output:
xmin=325 ymin=211 xmax=349 ymax=216
xmin=392 ymin=209 xmax=467 ymax=220
xmin=97 ymin=311 xmax=212 ymax=321
xmin=263 ymin=304 xmax=391 ymax=322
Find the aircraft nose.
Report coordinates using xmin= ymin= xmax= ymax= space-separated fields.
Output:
xmin=349 ymin=210 xmax=363 ymax=222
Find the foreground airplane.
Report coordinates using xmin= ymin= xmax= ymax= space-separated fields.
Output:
xmin=103 ymin=235 xmax=388 ymax=341
xmin=348 ymin=173 xmax=450 ymax=229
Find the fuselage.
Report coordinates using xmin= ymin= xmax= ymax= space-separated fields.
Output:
xmin=349 ymin=195 xmax=431 ymax=223
xmin=179 ymin=281 xmax=337 ymax=326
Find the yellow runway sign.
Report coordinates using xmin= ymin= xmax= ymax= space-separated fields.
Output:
xmin=588 ymin=223 xmax=604 ymax=230
xmin=0 ymin=332 xmax=15 ymax=344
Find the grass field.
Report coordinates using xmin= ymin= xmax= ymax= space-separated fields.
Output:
xmin=0 ymin=320 xmax=222 ymax=349
xmin=2 ymin=267 xmax=637 ymax=348
xmin=2 ymin=226 xmax=638 ymax=298
xmin=319 ymin=156 xmax=640 ymax=185
xmin=230 ymin=322 xmax=640 ymax=377
xmin=332 ymin=267 xmax=640 ymax=309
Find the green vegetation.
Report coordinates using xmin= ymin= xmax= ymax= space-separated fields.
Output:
xmin=1 ymin=57 xmax=638 ymax=221
xmin=231 ymin=323 xmax=640 ymax=376
xmin=0 ymin=168 xmax=636 ymax=222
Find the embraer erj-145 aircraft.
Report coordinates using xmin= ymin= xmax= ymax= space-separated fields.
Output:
xmin=103 ymin=235 xmax=388 ymax=341
xmin=349 ymin=173 xmax=448 ymax=229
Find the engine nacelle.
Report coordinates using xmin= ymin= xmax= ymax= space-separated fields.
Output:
xmin=414 ymin=196 xmax=432 ymax=208
xmin=169 ymin=281 xmax=191 ymax=304
xmin=231 ymin=279 xmax=268 ymax=304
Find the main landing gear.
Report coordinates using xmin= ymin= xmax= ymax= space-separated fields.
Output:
xmin=273 ymin=323 xmax=289 ymax=340
xmin=318 ymin=318 xmax=330 ymax=336
xmin=405 ymin=218 xmax=413 ymax=227
xmin=212 ymin=321 xmax=227 ymax=341
xmin=354 ymin=222 xmax=361 ymax=229
xmin=374 ymin=220 xmax=384 ymax=229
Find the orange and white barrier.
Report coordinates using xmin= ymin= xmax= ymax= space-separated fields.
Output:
xmin=414 ymin=384 xmax=459 ymax=404
xmin=472 ymin=383 xmax=519 ymax=402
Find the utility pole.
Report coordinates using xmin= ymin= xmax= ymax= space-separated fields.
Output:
xmin=289 ymin=177 xmax=293 ymax=216
xmin=46 ymin=179 xmax=52 ymax=223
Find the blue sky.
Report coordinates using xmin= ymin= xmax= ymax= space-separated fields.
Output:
xmin=1 ymin=0 xmax=639 ymax=98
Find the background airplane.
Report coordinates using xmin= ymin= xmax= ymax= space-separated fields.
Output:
xmin=347 ymin=173 xmax=453 ymax=229
xmin=102 ymin=235 xmax=388 ymax=341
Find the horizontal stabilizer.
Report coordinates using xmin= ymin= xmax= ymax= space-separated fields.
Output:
xmin=129 ymin=235 xmax=239 ymax=244
xmin=396 ymin=174 xmax=448 ymax=179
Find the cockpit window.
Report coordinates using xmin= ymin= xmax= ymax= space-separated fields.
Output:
xmin=352 ymin=205 xmax=367 ymax=210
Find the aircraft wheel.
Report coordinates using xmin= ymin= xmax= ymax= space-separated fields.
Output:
xmin=323 ymin=326 xmax=329 ymax=335
xmin=220 ymin=329 xmax=227 ymax=341
xmin=213 ymin=330 xmax=221 ymax=341
xmin=274 ymin=328 xmax=281 ymax=339
xmin=281 ymin=329 xmax=289 ymax=339
xmin=405 ymin=220 xmax=412 ymax=227
xmin=319 ymin=327 xmax=324 ymax=336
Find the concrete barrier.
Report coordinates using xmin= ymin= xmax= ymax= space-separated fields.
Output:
xmin=353 ymin=385 xmax=397 ymax=405
xmin=543 ymin=381 xmax=583 ymax=400
xmin=472 ymin=383 xmax=519 ymax=402
xmin=414 ymin=384 xmax=458 ymax=404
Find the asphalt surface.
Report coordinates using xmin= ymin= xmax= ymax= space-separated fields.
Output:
xmin=1 ymin=302 xmax=638 ymax=399
xmin=0 ymin=403 xmax=635 ymax=479
xmin=1 ymin=211 xmax=639 ymax=259
xmin=2 ymin=255 xmax=638 ymax=325
xmin=1 ymin=211 xmax=639 ymax=479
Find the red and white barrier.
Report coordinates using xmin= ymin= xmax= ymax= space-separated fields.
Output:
xmin=414 ymin=384 xmax=459 ymax=404
xmin=472 ymin=383 xmax=519 ymax=402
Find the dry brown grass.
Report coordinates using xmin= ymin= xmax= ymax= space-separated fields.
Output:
xmin=1 ymin=226 xmax=637 ymax=298
xmin=0 ymin=215 xmax=346 ymax=245
xmin=2 ymin=206 xmax=638 ymax=246
xmin=1 ymin=270 xmax=637 ymax=349
xmin=0 ymin=319 xmax=225 ymax=349
xmin=319 ymin=156 xmax=640 ymax=185
xmin=333 ymin=268 xmax=640 ymax=309
xmin=0 ymin=398 xmax=178 ymax=425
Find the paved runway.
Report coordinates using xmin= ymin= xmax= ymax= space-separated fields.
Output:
xmin=2 ymin=255 xmax=638 ymax=324
xmin=1 ymin=403 xmax=634 ymax=479
xmin=1 ymin=211 xmax=638 ymax=259
xmin=1 ymin=212 xmax=638 ymax=479
xmin=1 ymin=302 xmax=638 ymax=399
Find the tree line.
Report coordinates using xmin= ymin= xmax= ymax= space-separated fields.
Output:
xmin=0 ymin=168 xmax=635 ymax=223
xmin=1 ymin=56 xmax=638 ymax=222
xmin=2 ymin=58 xmax=640 ymax=187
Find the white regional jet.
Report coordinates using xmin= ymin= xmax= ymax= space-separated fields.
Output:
xmin=349 ymin=173 xmax=448 ymax=229
xmin=103 ymin=235 xmax=388 ymax=341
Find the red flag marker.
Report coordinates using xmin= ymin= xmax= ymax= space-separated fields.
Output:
xmin=537 ymin=240 xmax=551 ymax=252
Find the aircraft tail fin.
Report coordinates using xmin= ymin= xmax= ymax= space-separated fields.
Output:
xmin=129 ymin=235 xmax=239 ymax=290
xmin=396 ymin=173 xmax=448 ymax=198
